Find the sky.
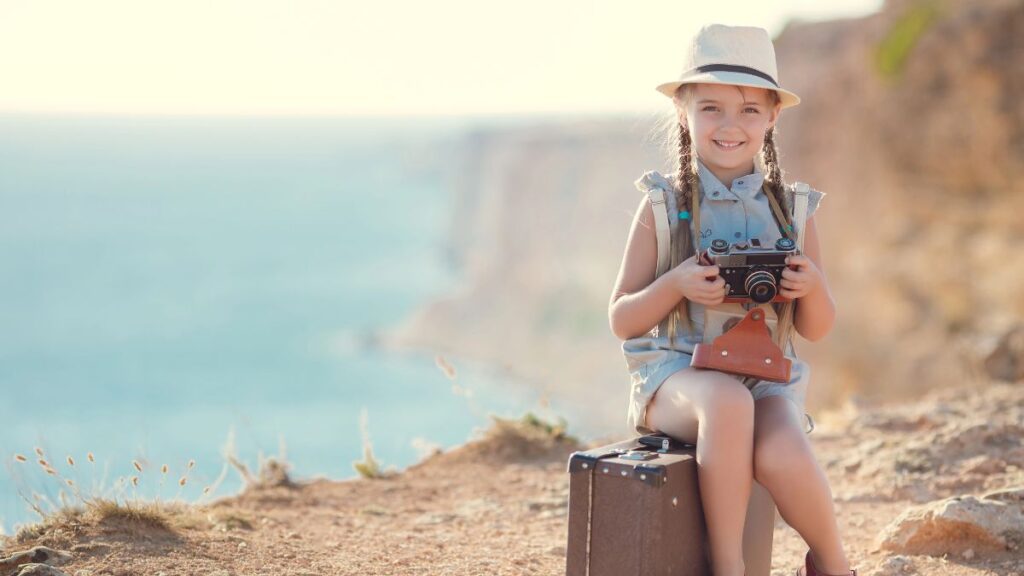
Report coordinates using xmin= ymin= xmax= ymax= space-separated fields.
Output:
xmin=0 ymin=0 xmax=884 ymax=116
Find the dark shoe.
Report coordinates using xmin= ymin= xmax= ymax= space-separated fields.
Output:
xmin=795 ymin=550 xmax=857 ymax=576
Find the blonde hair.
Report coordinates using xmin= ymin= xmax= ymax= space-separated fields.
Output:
xmin=653 ymin=83 xmax=797 ymax=352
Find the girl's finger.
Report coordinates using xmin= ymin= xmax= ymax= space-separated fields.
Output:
xmin=786 ymin=271 xmax=809 ymax=284
xmin=705 ymin=287 xmax=725 ymax=299
xmin=778 ymin=276 xmax=802 ymax=289
xmin=699 ymin=265 xmax=721 ymax=278
xmin=698 ymin=287 xmax=720 ymax=299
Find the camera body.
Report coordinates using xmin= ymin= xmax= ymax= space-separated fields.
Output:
xmin=700 ymin=237 xmax=799 ymax=304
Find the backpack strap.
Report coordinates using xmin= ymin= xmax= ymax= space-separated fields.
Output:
xmin=633 ymin=171 xmax=677 ymax=278
xmin=789 ymin=182 xmax=811 ymax=251
xmin=764 ymin=180 xmax=814 ymax=356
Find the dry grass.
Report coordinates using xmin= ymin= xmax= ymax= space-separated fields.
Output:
xmin=3 ymin=428 xmax=284 ymax=545
xmin=9 ymin=497 xmax=201 ymax=544
xmin=352 ymin=407 xmax=398 ymax=480
xmin=221 ymin=426 xmax=297 ymax=490
xmin=10 ymin=505 xmax=86 ymax=543
xmin=472 ymin=411 xmax=579 ymax=462
xmin=413 ymin=410 xmax=582 ymax=469
xmin=2 ymin=354 xmax=574 ymax=550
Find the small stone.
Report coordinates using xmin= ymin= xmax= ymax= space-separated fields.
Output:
xmin=12 ymin=566 xmax=71 ymax=576
xmin=70 ymin=542 xmax=111 ymax=555
xmin=875 ymin=555 xmax=916 ymax=575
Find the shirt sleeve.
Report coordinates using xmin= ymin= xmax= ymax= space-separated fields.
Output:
xmin=806 ymin=187 xmax=827 ymax=220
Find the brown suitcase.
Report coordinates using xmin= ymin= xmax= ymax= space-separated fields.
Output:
xmin=565 ymin=433 xmax=777 ymax=576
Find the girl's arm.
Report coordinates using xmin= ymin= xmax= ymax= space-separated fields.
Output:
xmin=608 ymin=196 xmax=687 ymax=341
xmin=792 ymin=216 xmax=836 ymax=342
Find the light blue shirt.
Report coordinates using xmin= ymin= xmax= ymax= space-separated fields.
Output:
xmin=624 ymin=161 xmax=827 ymax=434
xmin=678 ymin=158 xmax=816 ymax=251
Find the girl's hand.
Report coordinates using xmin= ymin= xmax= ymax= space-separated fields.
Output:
xmin=670 ymin=254 xmax=727 ymax=306
xmin=780 ymin=254 xmax=822 ymax=300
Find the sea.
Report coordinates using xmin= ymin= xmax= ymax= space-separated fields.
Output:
xmin=0 ymin=112 xmax=580 ymax=535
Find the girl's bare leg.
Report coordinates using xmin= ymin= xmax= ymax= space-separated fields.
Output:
xmin=752 ymin=395 xmax=851 ymax=574
xmin=645 ymin=368 xmax=755 ymax=576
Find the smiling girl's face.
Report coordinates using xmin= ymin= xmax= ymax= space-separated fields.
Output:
xmin=676 ymin=82 xmax=782 ymax=182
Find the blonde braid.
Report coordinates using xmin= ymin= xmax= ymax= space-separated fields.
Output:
xmin=760 ymin=126 xmax=798 ymax=350
xmin=666 ymin=122 xmax=702 ymax=349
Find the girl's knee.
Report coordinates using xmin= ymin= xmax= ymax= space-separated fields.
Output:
xmin=699 ymin=372 xmax=754 ymax=420
xmin=649 ymin=369 xmax=751 ymax=441
xmin=753 ymin=426 xmax=812 ymax=483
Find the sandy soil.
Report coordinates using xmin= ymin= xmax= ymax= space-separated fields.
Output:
xmin=2 ymin=382 xmax=1022 ymax=576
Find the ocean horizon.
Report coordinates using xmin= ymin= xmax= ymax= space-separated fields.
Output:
xmin=0 ymin=113 xmax=581 ymax=534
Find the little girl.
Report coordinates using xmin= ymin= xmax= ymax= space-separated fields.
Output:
xmin=608 ymin=24 xmax=856 ymax=576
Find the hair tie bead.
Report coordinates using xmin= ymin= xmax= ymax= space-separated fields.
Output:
xmin=785 ymin=224 xmax=793 ymax=231
xmin=678 ymin=210 xmax=691 ymax=221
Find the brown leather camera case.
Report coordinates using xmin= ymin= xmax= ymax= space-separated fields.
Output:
xmin=691 ymin=308 xmax=791 ymax=383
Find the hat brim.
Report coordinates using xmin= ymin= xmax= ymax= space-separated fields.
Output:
xmin=656 ymin=70 xmax=800 ymax=110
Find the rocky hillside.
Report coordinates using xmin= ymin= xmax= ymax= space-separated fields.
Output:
xmin=383 ymin=0 xmax=1024 ymax=435
xmin=772 ymin=0 xmax=1024 ymax=406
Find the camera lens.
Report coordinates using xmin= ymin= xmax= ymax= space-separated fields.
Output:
xmin=744 ymin=270 xmax=777 ymax=303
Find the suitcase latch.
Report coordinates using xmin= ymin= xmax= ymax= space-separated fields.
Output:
xmin=620 ymin=450 xmax=656 ymax=461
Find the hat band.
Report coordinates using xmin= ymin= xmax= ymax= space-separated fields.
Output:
xmin=684 ymin=64 xmax=779 ymax=87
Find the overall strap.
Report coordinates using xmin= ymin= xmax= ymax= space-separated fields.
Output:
xmin=634 ymin=172 xmax=677 ymax=278
xmin=649 ymin=186 xmax=672 ymax=277
xmin=790 ymin=182 xmax=811 ymax=251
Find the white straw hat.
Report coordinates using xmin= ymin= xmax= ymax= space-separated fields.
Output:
xmin=656 ymin=24 xmax=800 ymax=110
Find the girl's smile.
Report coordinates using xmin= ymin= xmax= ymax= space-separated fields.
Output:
xmin=713 ymin=139 xmax=746 ymax=150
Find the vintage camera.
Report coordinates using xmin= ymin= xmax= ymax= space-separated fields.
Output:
xmin=699 ymin=237 xmax=799 ymax=304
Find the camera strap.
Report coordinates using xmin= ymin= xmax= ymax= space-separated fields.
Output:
xmin=763 ymin=182 xmax=811 ymax=250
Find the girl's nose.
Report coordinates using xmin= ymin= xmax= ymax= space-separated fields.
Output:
xmin=717 ymin=116 xmax=741 ymax=130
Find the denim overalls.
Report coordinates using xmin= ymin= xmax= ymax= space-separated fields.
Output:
xmin=624 ymin=158 xmax=826 ymax=435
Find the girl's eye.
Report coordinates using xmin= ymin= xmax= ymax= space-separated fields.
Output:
xmin=701 ymin=105 xmax=759 ymax=113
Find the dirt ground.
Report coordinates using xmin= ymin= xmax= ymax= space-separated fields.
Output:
xmin=2 ymin=382 xmax=1022 ymax=576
